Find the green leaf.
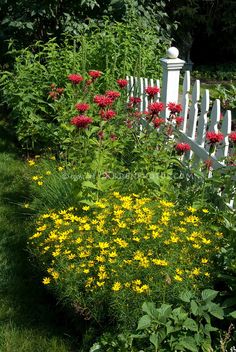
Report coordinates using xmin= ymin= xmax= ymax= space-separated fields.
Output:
xmin=142 ymin=302 xmax=156 ymax=318
xmin=150 ymin=334 xmax=158 ymax=349
xmin=201 ymin=339 xmax=213 ymax=352
xmin=201 ymin=289 xmax=219 ymax=302
xmin=178 ymin=336 xmax=198 ymax=352
xmin=180 ymin=291 xmax=193 ymax=303
xmin=82 ymin=180 xmax=99 ymax=190
xmin=190 ymin=301 xmax=199 ymax=316
xmin=183 ymin=318 xmax=198 ymax=332
xmin=137 ymin=315 xmax=151 ymax=330
xmin=204 ymin=323 xmax=218 ymax=332
xmin=208 ymin=303 xmax=224 ymax=320
xmin=229 ymin=310 xmax=236 ymax=318
xmin=157 ymin=304 xmax=172 ymax=320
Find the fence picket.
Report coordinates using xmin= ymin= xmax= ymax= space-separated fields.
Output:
xmin=217 ymin=110 xmax=232 ymax=159
xmin=181 ymin=71 xmax=191 ymax=133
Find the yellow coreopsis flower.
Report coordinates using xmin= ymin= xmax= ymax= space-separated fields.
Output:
xmin=112 ymin=282 xmax=122 ymax=291
xmin=42 ymin=277 xmax=51 ymax=285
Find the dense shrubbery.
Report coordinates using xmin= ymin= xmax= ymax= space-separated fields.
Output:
xmin=0 ymin=20 xmax=169 ymax=151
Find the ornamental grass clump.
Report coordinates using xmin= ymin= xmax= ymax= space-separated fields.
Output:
xmin=29 ymin=192 xmax=223 ymax=328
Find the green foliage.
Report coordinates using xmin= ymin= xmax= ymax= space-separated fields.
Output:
xmin=193 ymin=64 xmax=236 ymax=82
xmin=0 ymin=14 xmax=169 ymax=151
xmin=89 ymin=290 xmax=236 ymax=351
xmin=0 ymin=0 xmax=172 ymax=67
xmin=0 ymin=152 xmax=75 ymax=352
xmin=214 ymin=84 xmax=236 ymax=110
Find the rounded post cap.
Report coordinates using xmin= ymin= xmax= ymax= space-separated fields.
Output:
xmin=166 ymin=47 xmax=179 ymax=59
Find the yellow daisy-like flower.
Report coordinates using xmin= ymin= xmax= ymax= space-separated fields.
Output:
xmin=112 ymin=282 xmax=122 ymax=291
xmin=28 ymin=160 xmax=35 ymax=166
xmin=52 ymin=271 xmax=59 ymax=280
xmin=32 ymin=175 xmax=39 ymax=181
xmin=45 ymin=171 xmax=52 ymax=175
xmin=37 ymin=181 xmax=43 ymax=186
xmin=42 ymin=277 xmax=51 ymax=285
xmin=174 ymin=274 xmax=183 ymax=282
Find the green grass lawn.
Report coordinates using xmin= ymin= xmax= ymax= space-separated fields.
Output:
xmin=0 ymin=121 xmax=79 ymax=352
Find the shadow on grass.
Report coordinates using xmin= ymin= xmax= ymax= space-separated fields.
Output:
xmin=0 ymin=148 xmax=86 ymax=351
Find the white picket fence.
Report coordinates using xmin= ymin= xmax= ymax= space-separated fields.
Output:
xmin=126 ymin=47 xmax=235 ymax=208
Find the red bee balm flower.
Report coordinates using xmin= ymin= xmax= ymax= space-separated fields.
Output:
xmin=68 ymin=74 xmax=83 ymax=84
xmin=175 ymin=116 xmax=184 ymax=126
xmin=117 ymin=79 xmax=128 ymax=89
xmin=175 ymin=143 xmax=191 ymax=154
xmin=145 ymin=86 xmax=160 ymax=98
xmin=88 ymin=70 xmax=102 ymax=79
xmin=100 ymin=109 xmax=116 ymax=120
xmin=229 ymin=131 xmax=236 ymax=143
xmin=149 ymin=102 xmax=164 ymax=114
xmin=56 ymin=88 xmax=64 ymax=94
xmin=94 ymin=95 xmax=113 ymax=108
xmin=129 ymin=97 xmax=141 ymax=104
xmin=75 ymin=103 xmax=90 ymax=113
xmin=206 ymin=131 xmax=224 ymax=144
xmin=153 ymin=118 xmax=165 ymax=128
xmin=71 ymin=115 xmax=93 ymax=128
xmin=167 ymin=102 xmax=182 ymax=114
xmin=97 ymin=130 xmax=104 ymax=140
xmin=105 ymin=90 xmax=121 ymax=101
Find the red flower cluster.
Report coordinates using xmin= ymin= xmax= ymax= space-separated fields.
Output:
xmin=175 ymin=143 xmax=191 ymax=154
xmin=175 ymin=116 xmax=184 ymax=126
xmin=117 ymin=79 xmax=128 ymax=89
xmin=153 ymin=117 xmax=165 ymax=128
xmin=93 ymin=95 xmax=113 ymax=108
xmin=68 ymin=74 xmax=83 ymax=84
xmin=206 ymin=131 xmax=224 ymax=144
xmin=48 ymin=84 xmax=64 ymax=100
xmin=167 ymin=102 xmax=182 ymax=114
xmin=128 ymin=97 xmax=142 ymax=109
xmin=148 ymin=102 xmax=164 ymax=115
xmin=105 ymin=90 xmax=121 ymax=101
xmin=75 ymin=102 xmax=90 ymax=113
xmin=71 ymin=115 xmax=93 ymax=128
xmin=229 ymin=131 xmax=236 ymax=143
xmin=125 ymin=119 xmax=133 ymax=128
xmin=97 ymin=130 xmax=104 ymax=140
xmin=100 ymin=109 xmax=116 ymax=120
xmin=88 ymin=70 xmax=102 ymax=79
xmin=130 ymin=97 xmax=141 ymax=104
xmin=145 ymin=86 xmax=160 ymax=98
xmin=110 ymin=133 xmax=117 ymax=141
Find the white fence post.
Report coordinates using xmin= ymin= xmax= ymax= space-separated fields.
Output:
xmin=160 ymin=47 xmax=185 ymax=119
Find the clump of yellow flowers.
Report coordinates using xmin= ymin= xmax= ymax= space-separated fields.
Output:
xmin=29 ymin=192 xmax=223 ymax=327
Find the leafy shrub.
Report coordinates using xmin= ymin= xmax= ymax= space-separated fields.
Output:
xmin=90 ymin=290 xmax=236 ymax=351
xmin=29 ymin=192 xmax=224 ymax=328
xmin=0 ymin=8 xmax=170 ymax=151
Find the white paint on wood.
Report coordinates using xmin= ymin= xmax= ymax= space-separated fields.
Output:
xmin=181 ymin=71 xmax=191 ymax=133
xmin=160 ymin=57 xmax=185 ymax=119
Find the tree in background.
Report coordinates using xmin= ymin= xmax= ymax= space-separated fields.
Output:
xmin=0 ymin=0 xmax=173 ymax=66
xmin=166 ymin=0 xmax=236 ymax=64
